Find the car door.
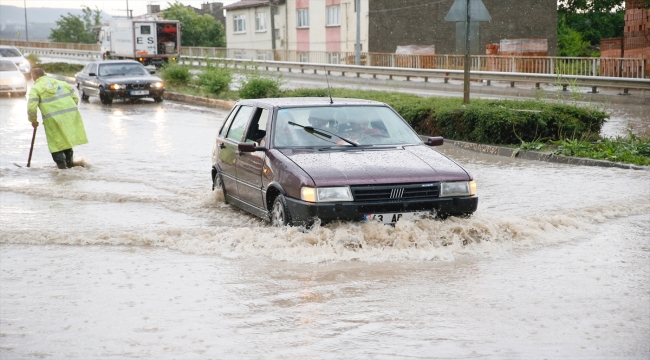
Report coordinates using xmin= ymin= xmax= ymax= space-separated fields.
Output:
xmin=236 ymin=107 xmax=270 ymax=209
xmin=76 ymin=64 xmax=90 ymax=89
xmin=218 ymin=105 xmax=255 ymax=199
xmin=85 ymin=63 xmax=100 ymax=96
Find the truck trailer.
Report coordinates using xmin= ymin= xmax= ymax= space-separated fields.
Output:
xmin=99 ymin=19 xmax=180 ymax=67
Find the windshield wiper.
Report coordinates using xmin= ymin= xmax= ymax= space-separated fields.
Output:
xmin=288 ymin=122 xmax=358 ymax=147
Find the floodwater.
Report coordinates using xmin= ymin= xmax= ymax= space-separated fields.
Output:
xmin=1 ymin=94 xmax=649 ymax=359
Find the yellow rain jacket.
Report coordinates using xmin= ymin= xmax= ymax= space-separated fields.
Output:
xmin=28 ymin=76 xmax=88 ymax=153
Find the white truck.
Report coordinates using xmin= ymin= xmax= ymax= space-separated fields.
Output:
xmin=98 ymin=19 xmax=181 ymax=67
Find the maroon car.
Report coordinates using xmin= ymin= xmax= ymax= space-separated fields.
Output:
xmin=211 ymin=98 xmax=478 ymax=226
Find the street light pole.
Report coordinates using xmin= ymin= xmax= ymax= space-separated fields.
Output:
xmin=355 ymin=0 xmax=361 ymax=66
xmin=23 ymin=0 xmax=29 ymax=47
xmin=463 ymin=0 xmax=470 ymax=104
xmin=126 ymin=0 xmax=130 ymax=18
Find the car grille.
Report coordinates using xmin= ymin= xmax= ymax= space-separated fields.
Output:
xmin=125 ymin=83 xmax=151 ymax=90
xmin=350 ymin=183 xmax=440 ymax=202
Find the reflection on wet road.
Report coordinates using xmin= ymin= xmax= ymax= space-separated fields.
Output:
xmin=1 ymin=95 xmax=649 ymax=359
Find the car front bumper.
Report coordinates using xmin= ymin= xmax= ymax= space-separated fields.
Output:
xmin=284 ymin=196 xmax=479 ymax=225
xmin=0 ymin=82 xmax=26 ymax=93
xmin=105 ymin=89 xmax=165 ymax=99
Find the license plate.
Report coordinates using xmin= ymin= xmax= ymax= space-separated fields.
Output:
xmin=131 ymin=90 xmax=149 ymax=95
xmin=364 ymin=212 xmax=431 ymax=224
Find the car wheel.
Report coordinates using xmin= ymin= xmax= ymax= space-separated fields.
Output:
xmin=153 ymin=96 xmax=163 ymax=103
xmin=271 ymin=194 xmax=292 ymax=227
xmin=79 ymin=85 xmax=89 ymax=101
xmin=99 ymin=88 xmax=112 ymax=105
xmin=213 ymin=171 xmax=228 ymax=203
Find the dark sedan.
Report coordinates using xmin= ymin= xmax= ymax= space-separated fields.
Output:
xmin=212 ymin=98 xmax=478 ymax=227
xmin=75 ymin=60 xmax=165 ymax=105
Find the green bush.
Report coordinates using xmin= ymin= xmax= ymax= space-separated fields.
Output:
xmin=195 ymin=64 xmax=231 ymax=95
xmin=39 ymin=62 xmax=84 ymax=77
xmin=239 ymin=75 xmax=282 ymax=99
xmin=281 ymin=88 xmax=608 ymax=145
xmin=160 ymin=62 xmax=192 ymax=86
xmin=25 ymin=53 xmax=41 ymax=68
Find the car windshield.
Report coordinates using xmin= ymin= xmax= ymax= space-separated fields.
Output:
xmin=273 ymin=106 xmax=422 ymax=148
xmin=0 ymin=60 xmax=18 ymax=71
xmin=98 ymin=63 xmax=149 ymax=76
xmin=0 ymin=48 xmax=22 ymax=57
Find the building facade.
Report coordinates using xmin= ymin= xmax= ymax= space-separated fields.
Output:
xmin=368 ymin=0 xmax=557 ymax=55
xmin=224 ymin=0 xmax=369 ymax=61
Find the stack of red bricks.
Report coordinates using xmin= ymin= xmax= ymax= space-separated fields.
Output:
xmin=600 ymin=0 xmax=649 ymax=77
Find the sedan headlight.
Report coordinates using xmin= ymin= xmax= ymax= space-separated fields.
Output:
xmin=20 ymin=60 xmax=30 ymax=67
xmin=440 ymin=181 xmax=476 ymax=197
xmin=300 ymin=186 xmax=353 ymax=202
xmin=12 ymin=76 xmax=24 ymax=84
xmin=109 ymin=84 xmax=123 ymax=90
xmin=153 ymin=82 xmax=164 ymax=88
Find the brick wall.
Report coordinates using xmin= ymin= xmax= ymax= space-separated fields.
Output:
xmin=368 ymin=0 xmax=557 ymax=55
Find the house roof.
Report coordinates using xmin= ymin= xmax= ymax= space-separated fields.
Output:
xmin=223 ymin=0 xmax=269 ymax=10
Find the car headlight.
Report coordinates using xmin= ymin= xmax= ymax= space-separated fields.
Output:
xmin=12 ymin=76 xmax=23 ymax=83
xmin=439 ymin=181 xmax=476 ymax=197
xmin=300 ymin=186 xmax=353 ymax=202
xmin=20 ymin=60 xmax=29 ymax=67
xmin=153 ymin=82 xmax=164 ymax=88
xmin=109 ymin=84 xmax=122 ymax=90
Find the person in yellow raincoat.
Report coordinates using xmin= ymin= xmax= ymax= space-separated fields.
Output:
xmin=28 ymin=68 xmax=88 ymax=169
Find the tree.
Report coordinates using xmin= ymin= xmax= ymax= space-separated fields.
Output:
xmin=49 ymin=6 xmax=102 ymax=43
xmin=557 ymin=16 xmax=594 ymax=56
xmin=558 ymin=0 xmax=649 ymax=12
xmin=162 ymin=1 xmax=226 ymax=47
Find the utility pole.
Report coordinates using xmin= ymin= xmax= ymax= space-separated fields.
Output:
xmin=23 ymin=0 xmax=29 ymax=47
xmin=355 ymin=0 xmax=360 ymax=66
xmin=270 ymin=0 xmax=276 ymax=52
xmin=463 ymin=0 xmax=470 ymax=104
xmin=126 ymin=0 xmax=130 ymax=18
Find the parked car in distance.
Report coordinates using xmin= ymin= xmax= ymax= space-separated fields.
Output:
xmin=0 ymin=59 xmax=27 ymax=96
xmin=0 ymin=45 xmax=31 ymax=79
xmin=212 ymin=98 xmax=478 ymax=227
xmin=74 ymin=60 xmax=164 ymax=105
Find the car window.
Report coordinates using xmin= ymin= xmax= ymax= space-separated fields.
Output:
xmin=273 ymin=106 xmax=422 ymax=147
xmin=82 ymin=64 xmax=92 ymax=74
xmin=98 ymin=63 xmax=148 ymax=76
xmin=219 ymin=105 xmax=239 ymax=138
xmin=89 ymin=64 xmax=98 ymax=74
xmin=244 ymin=108 xmax=270 ymax=145
xmin=0 ymin=60 xmax=18 ymax=71
xmin=226 ymin=106 xmax=254 ymax=142
xmin=0 ymin=48 xmax=22 ymax=57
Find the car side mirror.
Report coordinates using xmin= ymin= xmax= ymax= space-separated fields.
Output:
xmin=149 ymin=70 xmax=156 ymax=74
xmin=426 ymin=136 xmax=444 ymax=146
xmin=88 ymin=72 xmax=97 ymax=77
xmin=238 ymin=143 xmax=266 ymax=152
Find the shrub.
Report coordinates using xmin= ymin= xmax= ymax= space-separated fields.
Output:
xmin=239 ymin=75 xmax=282 ymax=99
xmin=195 ymin=64 xmax=231 ymax=95
xmin=39 ymin=62 xmax=84 ymax=77
xmin=282 ymin=88 xmax=608 ymax=145
xmin=25 ymin=53 xmax=41 ymax=68
xmin=159 ymin=62 xmax=192 ymax=86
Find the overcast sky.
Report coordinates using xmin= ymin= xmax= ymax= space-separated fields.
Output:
xmin=0 ymin=0 xmax=240 ymax=17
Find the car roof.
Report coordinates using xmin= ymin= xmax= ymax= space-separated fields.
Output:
xmin=93 ymin=60 xmax=142 ymax=65
xmin=236 ymin=97 xmax=388 ymax=109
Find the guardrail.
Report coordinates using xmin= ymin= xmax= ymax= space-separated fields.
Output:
xmin=3 ymin=39 xmax=647 ymax=79
xmin=5 ymin=44 xmax=649 ymax=93
xmin=181 ymin=57 xmax=650 ymax=93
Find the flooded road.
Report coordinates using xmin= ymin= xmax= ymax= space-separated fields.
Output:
xmin=1 ymin=95 xmax=649 ymax=359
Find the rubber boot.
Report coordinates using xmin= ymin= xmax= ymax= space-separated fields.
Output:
xmin=63 ymin=148 xmax=74 ymax=168
xmin=51 ymin=151 xmax=68 ymax=169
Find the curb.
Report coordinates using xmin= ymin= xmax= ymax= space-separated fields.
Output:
xmin=447 ymin=139 xmax=649 ymax=171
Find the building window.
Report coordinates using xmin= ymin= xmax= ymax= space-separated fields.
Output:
xmin=326 ymin=6 xmax=340 ymax=26
xmin=255 ymin=12 xmax=266 ymax=31
xmin=233 ymin=15 xmax=246 ymax=33
xmin=257 ymin=51 xmax=268 ymax=60
xmin=297 ymin=9 xmax=309 ymax=28
xmin=328 ymin=52 xmax=339 ymax=64
xmin=299 ymin=52 xmax=310 ymax=62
